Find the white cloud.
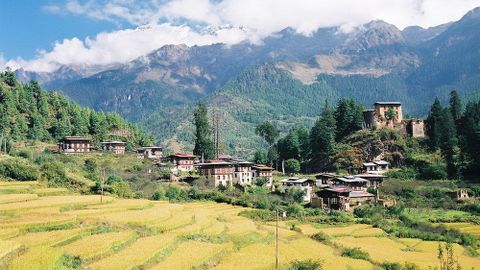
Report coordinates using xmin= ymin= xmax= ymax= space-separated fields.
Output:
xmin=6 ymin=23 xmax=253 ymax=72
xmin=10 ymin=0 xmax=480 ymax=72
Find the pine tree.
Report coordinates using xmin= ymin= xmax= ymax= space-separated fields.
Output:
xmin=426 ymin=98 xmax=443 ymax=149
xmin=449 ymin=90 xmax=462 ymax=122
xmin=310 ymin=103 xmax=336 ymax=164
xmin=193 ymin=103 xmax=215 ymax=160
xmin=335 ymin=99 xmax=363 ymax=141
xmin=255 ymin=121 xmax=279 ymax=146
xmin=439 ymin=108 xmax=458 ymax=178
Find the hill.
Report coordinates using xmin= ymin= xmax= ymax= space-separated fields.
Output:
xmin=15 ymin=8 xmax=480 ymax=155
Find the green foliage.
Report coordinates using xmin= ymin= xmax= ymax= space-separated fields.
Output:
xmin=41 ymin=162 xmax=69 ymax=187
xmin=0 ymin=72 xmax=153 ymax=147
xmin=193 ymin=102 xmax=215 ymax=160
xmin=341 ymin=247 xmax=371 ymax=261
xmin=287 ymin=259 xmax=323 ymax=270
xmin=238 ymin=209 xmax=277 ymax=222
xmin=110 ymin=181 xmax=133 ymax=198
xmin=310 ymin=102 xmax=336 ymax=168
xmin=380 ymin=262 xmax=420 ymax=270
xmin=255 ymin=121 xmax=279 ymax=145
xmin=335 ymin=98 xmax=364 ymax=141
xmin=284 ymin=158 xmax=301 ymax=174
xmin=253 ymin=150 xmax=269 ymax=165
xmin=0 ymin=158 xmax=39 ymax=181
xmin=310 ymin=232 xmax=330 ymax=243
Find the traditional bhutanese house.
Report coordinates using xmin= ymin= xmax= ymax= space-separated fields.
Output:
xmin=331 ymin=176 xmax=368 ymax=191
xmin=232 ymin=160 xmax=254 ymax=186
xmin=101 ymin=141 xmax=126 ymax=154
xmin=313 ymin=187 xmax=376 ymax=211
xmin=446 ymin=189 xmax=470 ymax=201
xmin=137 ymin=146 xmax=163 ymax=160
xmin=196 ymin=160 xmax=235 ymax=187
xmin=363 ymin=160 xmax=390 ymax=174
xmin=58 ymin=136 xmax=92 ymax=153
xmin=354 ymin=174 xmax=386 ymax=189
xmin=252 ymin=164 xmax=274 ymax=187
xmin=280 ymin=178 xmax=316 ymax=202
xmin=167 ymin=154 xmax=197 ymax=172
xmin=315 ymin=172 xmax=337 ymax=186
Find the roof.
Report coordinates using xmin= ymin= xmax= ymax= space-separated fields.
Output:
xmin=280 ymin=178 xmax=315 ymax=184
xmin=349 ymin=191 xmax=375 ymax=198
xmin=62 ymin=136 xmax=91 ymax=141
xmin=363 ymin=162 xmax=377 ymax=167
xmin=171 ymin=153 xmax=196 ymax=158
xmin=321 ymin=187 xmax=351 ymax=193
xmin=101 ymin=141 xmax=125 ymax=145
xmin=195 ymin=160 xmax=234 ymax=167
xmin=140 ymin=146 xmax=163 ymax=150
xmin=374 ymin=101 xmax=402 ymax=106
xmin=253 ymin=164 xmax=274 ymax=170
xmin=374 ymin=160 xmax=389 ymax=165
xmin=218 ymin=153 xmax=233 ymax=159
xmin=316 ymin=172 xmax=337 ymax=178
xmin=354 ymin=174 xmax=386 ymax=179
xmin=335 ymin=176 xmax=368 ymax=183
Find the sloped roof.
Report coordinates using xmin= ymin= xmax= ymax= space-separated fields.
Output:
xmin=374 ymin=101 xmax=401 ymax=105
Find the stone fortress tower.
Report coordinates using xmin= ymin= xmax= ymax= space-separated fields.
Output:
xmin=363 ymin=102 xmax=425 ymax=138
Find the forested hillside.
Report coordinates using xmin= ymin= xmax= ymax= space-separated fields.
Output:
xmin=0 ymin=70 xmax=153 ymax=150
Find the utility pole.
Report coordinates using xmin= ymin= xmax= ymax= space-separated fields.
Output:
xmin=100 ymin=169 xmax=105 ymax=204
xmin=275 ymin=209 xmax=279 ymax=269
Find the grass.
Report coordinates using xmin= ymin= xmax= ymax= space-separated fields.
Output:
xmin=1 ymin=182 xmax=480 ymax=269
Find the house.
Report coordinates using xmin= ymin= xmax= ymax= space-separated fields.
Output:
xmin=233 ymin=160 xmax=254 ymax=186
xmin=331 ymin=176 xmax=369 ymax=191
xmin=167 ymin=154 xmax=197 ymax=172
xmin=374 ymin=101 xmax=403 ymax=125
xmin=58 ymin=136 xmax=92 ymax=153
xmin=363 ymin=160 xmax=389 ymax=174
xmin=315 ymin=172 xmax=337 ymax=186
xmin=354 ymin=174 xmax=386 ymax=188
xmin=446 ymin=189 xmax=470 ymax=201
xmin=280 ymin=178 xmax=316 ymax=202
xmin=196 ymin=160 xmax=235 ymax=187
xmin=313 ymin=187 xmax=376 ymax=211
xmin=252 ymin=164 xmax=274 ymax=187
xmin=100 ymin=141 xmax=126 ymax=154
xmin=137 ymin=146 xmax=163 ymax=160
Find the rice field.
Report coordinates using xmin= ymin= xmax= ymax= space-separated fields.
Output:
xmin=1 ymin=180 xmax=479 ymax=269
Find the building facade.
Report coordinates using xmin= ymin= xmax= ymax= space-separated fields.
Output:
xmin=137 ymin=147 xmax=163 ymax=160
xmin=101 ymin=141 xmax=126 ymax=154
xmin=58 ymin=136 xmax=92 ymax=153
xmin=167 ymin=154 xmax=197 ymax=172
xmin=233 ymin=161 xmax=254 ymax=186
xmin=197 ymin=161 xmax=235 ymax=187
xmin=280 ymin=178 xmax=316 ymax=202
xmin=252 ymin=164 xmax=274 ymax=187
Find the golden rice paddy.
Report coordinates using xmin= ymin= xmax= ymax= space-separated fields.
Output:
xmin=1 ymin=180 xmax=479 ymax=269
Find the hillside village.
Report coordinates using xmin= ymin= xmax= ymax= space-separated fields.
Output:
xmin=52 ymin=101 xmax=450 ymax=213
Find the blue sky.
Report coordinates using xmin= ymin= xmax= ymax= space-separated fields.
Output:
xmin=2 ymin=0 xmax=480 ymax=72
xmin=0 ymin=1 xmax=122 ymax=59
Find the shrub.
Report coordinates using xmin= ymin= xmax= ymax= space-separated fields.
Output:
xmin=288 ymin=259 xmax=323 ymax=270
xmin=110 ymin=181 xmax=133 ymax=198
xmin=238 ymin=210 xmax=277 ymax=222
xmin=284 ymin=159 xmax=301 ymax=174
xmin=41 ymin=162 xmax=69 ymax=187
xmin=341 ymin=247 xmax=370 ymax=261
xmin=0 ymin=158 xmax=39 ymax=181
xmin=419 ymin=163 xmax=447 ymax=180
xmin=11 ymin=149 xmax=34 ymax=160
xmin=385 ymin=167 xmax=418 ymax=180
xmin=83 ymin=159 xmax=97 ymax=173
xmin=311 ymin=232 xmax=330 ymax=243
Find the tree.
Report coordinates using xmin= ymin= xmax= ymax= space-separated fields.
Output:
xmin=255 ymin=121 xmax=279 ymax=145
xmin=426 ymin=98 xmax=443 ymax=150
xmin=310 ymin=103 xmax=336 ymax=167
xmin=284 ymin=158 xmax=301 ymax=174
xmin=335 ymin=99 xmax=363 ymax=141
xmin=449 ymin=90 xmax=462 ymax=122
xmin=385 ymin=107 xmax=397 ymax=122
xmin=439 ymin=108 xmax=458 ymax=178
xmin=254 ymin=150 xmax=269 ymax=165
xmin=193 ymin=103 xmax=215 ymax=160
xmin=278 ymin=128 xmax=301 ymax=161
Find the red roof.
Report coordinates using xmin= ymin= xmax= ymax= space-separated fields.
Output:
xmin=172 ymin=153 xmax=195 ymax=158
xmin=253 ymin=164 xmax=274 ymax=170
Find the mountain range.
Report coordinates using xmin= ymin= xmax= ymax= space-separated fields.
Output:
xmin=15 ymin=7 xmax=480 ymax=156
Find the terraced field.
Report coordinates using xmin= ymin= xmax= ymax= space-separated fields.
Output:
xmin=1 ymin=180 xmax=479 ymax=269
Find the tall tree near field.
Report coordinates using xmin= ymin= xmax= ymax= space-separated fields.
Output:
xmin=335 ymin=99 xmax=363 ymax=141
xmin=255 ymin=121 xmax=280 ymax=146
xmin=449 ymin=90 xmax=462 ymax=122
xmin=310 ymin=103 xmax=336 ymax=165
xmin=459 ymin=101 xmax=480 ymax=174
xmin=439 ymin=108 xmax=459 ymax=178
xmin=193 ymin=103 xmax=215 ymax=160
xmin=426 ymin=98 xmax=443 ymax=150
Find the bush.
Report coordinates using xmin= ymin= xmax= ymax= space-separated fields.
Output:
xmin=385 ymin=167 xmax=418 ymax=180
xmin=341 ymin=247 xmax=370 ymax=261
xmin=311 ymin=232 xmax=330 ymax=243
xmin=110 ymin=181 xmax=133 ymax=198
xmin=0 ymin=159 xmax=39 ymax=181
xmin=284 ymin=159 xmax=301 ymax=174
xmin=41 ymin=162 xmax=69 ymax=187
xmin=288 ymin=259 xmax=323 ymax=270
xmin=11 ymin=149 xmax=34 ymax=160
xmin=238 ymin=209 xmax=277 ymax=222
xmin=419 ymin=163 xmax=447 ymax=180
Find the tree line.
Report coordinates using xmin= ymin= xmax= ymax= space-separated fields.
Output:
xmin=0 ymin=70 xmax=153 ymax=151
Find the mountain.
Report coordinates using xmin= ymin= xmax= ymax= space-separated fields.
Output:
xmin=14 ymin=7 xmax=480 ymax=156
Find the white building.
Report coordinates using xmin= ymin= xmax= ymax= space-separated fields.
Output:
xmin=280 ymin=178 xmax=316 ymax=202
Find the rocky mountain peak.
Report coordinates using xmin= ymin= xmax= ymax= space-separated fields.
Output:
xmin=345 ymin=20 xmax=405 ymax=51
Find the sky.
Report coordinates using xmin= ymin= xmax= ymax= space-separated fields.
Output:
xmin=1 ymin=0 xmax=480 ymax=72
